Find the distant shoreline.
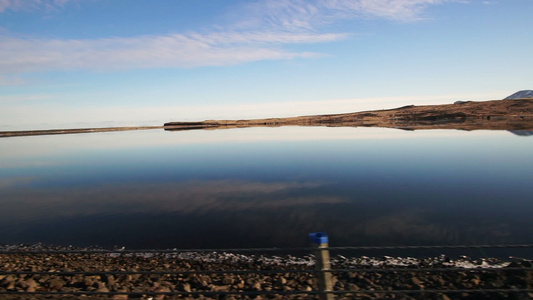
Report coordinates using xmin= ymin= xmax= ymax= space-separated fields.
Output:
xmin=165 ymin=98 xmax=533 ymax=132
xmin=2 ymin=98 xmax=532 ymax=138
xmin=0 ymin=126 xmax=162 ymax=138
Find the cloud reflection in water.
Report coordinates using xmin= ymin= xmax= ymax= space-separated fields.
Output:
xmin=0 ymin=178 xmax=528 ymax=249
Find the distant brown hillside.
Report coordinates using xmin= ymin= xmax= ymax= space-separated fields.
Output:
xmin=165 ymin=99 xmax=533 ymax=131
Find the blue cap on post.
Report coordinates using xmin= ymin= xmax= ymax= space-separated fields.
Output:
xmin=309 ymin=232 xmax=328 ymax=244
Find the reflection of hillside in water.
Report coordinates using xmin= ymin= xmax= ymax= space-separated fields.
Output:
xmin=508 ymin=130 xmax=533 ymax=136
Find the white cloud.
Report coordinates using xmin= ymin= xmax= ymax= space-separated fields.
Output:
xmin=0 ymin=0 xmax=9 ymax=12
xmin=0 ymin=0 xmax=452 ymax=75
xmin=0 ymin=93 xmax=55 ymax=102
xmin=0 ymin=31 xmax=344 ymax=74
xmin=0 ymin=75 xmax=26 ymax=86
xmin=231 ymin=0 xmax=454 ymax=31
xmin=0 ymin=0 xmax=71 ymax=12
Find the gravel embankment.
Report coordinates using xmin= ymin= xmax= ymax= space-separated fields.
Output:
xmin=0 ymin=245 xmax=531 ymax=299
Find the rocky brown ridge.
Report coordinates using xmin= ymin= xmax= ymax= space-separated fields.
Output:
xmin=164 ymin=99 xmax=533 ymax=132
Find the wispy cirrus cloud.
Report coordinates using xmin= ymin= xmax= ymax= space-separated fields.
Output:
xmin=0 ymin=0 xmax=453 ymax=78
xmin=0 ymin=75 xmax=26 ymax=86
xmin=0 ymin=31 xmax=344 ymax=74
xmin=230 ymin=0 xmax=455 ymax=31
xmin=0 ymin=0 xmax=71 ymax=13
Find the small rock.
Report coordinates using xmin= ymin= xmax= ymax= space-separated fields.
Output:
xmin=49 ymin=278 xmax=65 ymax=290
xmin=26 ymin=285 xmax=36 ymax=292
xmin=37 ymin=275 xmax=50 ymax=284
xmin=210 ymin=285 xmax=230 ymax=292
xmin=1 ymin=275 xmax=16 ymax=290
xmin=234 ymin=280 xmax=245 ymax=289
xmin=436 ymin=293 xmax=451 ymax=300
xmin=5 ymin=281 xmax=16 ymax=290
xmin=200 ymin=275 xmax=212 ymax=284
xmin=221 ymin=276 xmax=234 ymax=285
xmin=181 ymin=283 xmax=192 ymax=293
xmin=96 ymin=282 xmax=110 ymax=293
xmin=83 ymin=277 xmax=94 ymax=288
xmin=461 ymin=282 xmax=473 ymax=289
xmin=411 ymin=276 xmax=424 ymax=289
xmin=470 ymin=277 xmax=481 ymax=286
xmin=112 ymin=287 xmax=129 ymax=299
xmin=19 ymin=278 xmax=38 ymax=290
xmin=155 ymin=286 xmax=171 ymax=300
xmin=106 ymin=274 xmax=117 ymax=286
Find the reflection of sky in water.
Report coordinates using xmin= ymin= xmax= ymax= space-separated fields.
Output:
xmin=0 ymin=127 xmax=532 ymax=249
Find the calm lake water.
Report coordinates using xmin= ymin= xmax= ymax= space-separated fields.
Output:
xmin=1 ymin=127 xmax=532 ymax=255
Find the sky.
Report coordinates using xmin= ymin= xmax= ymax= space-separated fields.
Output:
xmin=0 ymin=0 xmax=532 ymax=130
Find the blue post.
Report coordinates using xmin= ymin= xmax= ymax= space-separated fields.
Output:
xmin=310 ymin=232 xmax=334 ymax=300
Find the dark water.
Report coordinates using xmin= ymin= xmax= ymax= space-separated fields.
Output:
xmin=1 ymin=127 xmax=532 ymax=255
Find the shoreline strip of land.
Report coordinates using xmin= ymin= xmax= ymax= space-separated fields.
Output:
xmin=0 ymin=126 xmax=163 ymax=138
xmin=164 ymin=99 xmax=533 ymax=132
xmin=2 ymin=98 xmax=532 ymax=138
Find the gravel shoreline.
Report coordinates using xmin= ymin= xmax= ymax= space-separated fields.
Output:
xmin=1 ymin=245 xmax=532 ymax=299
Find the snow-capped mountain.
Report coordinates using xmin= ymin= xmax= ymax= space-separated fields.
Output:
xmin=504 ymin=90 xmax=533 ymax=99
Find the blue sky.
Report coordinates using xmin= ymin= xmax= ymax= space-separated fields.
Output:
xmin=1 ymin=0 xmax=532 ymax=130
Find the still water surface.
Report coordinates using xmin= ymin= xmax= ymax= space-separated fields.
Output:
xmin=0 ymin=127 xmax=531 ymax=251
